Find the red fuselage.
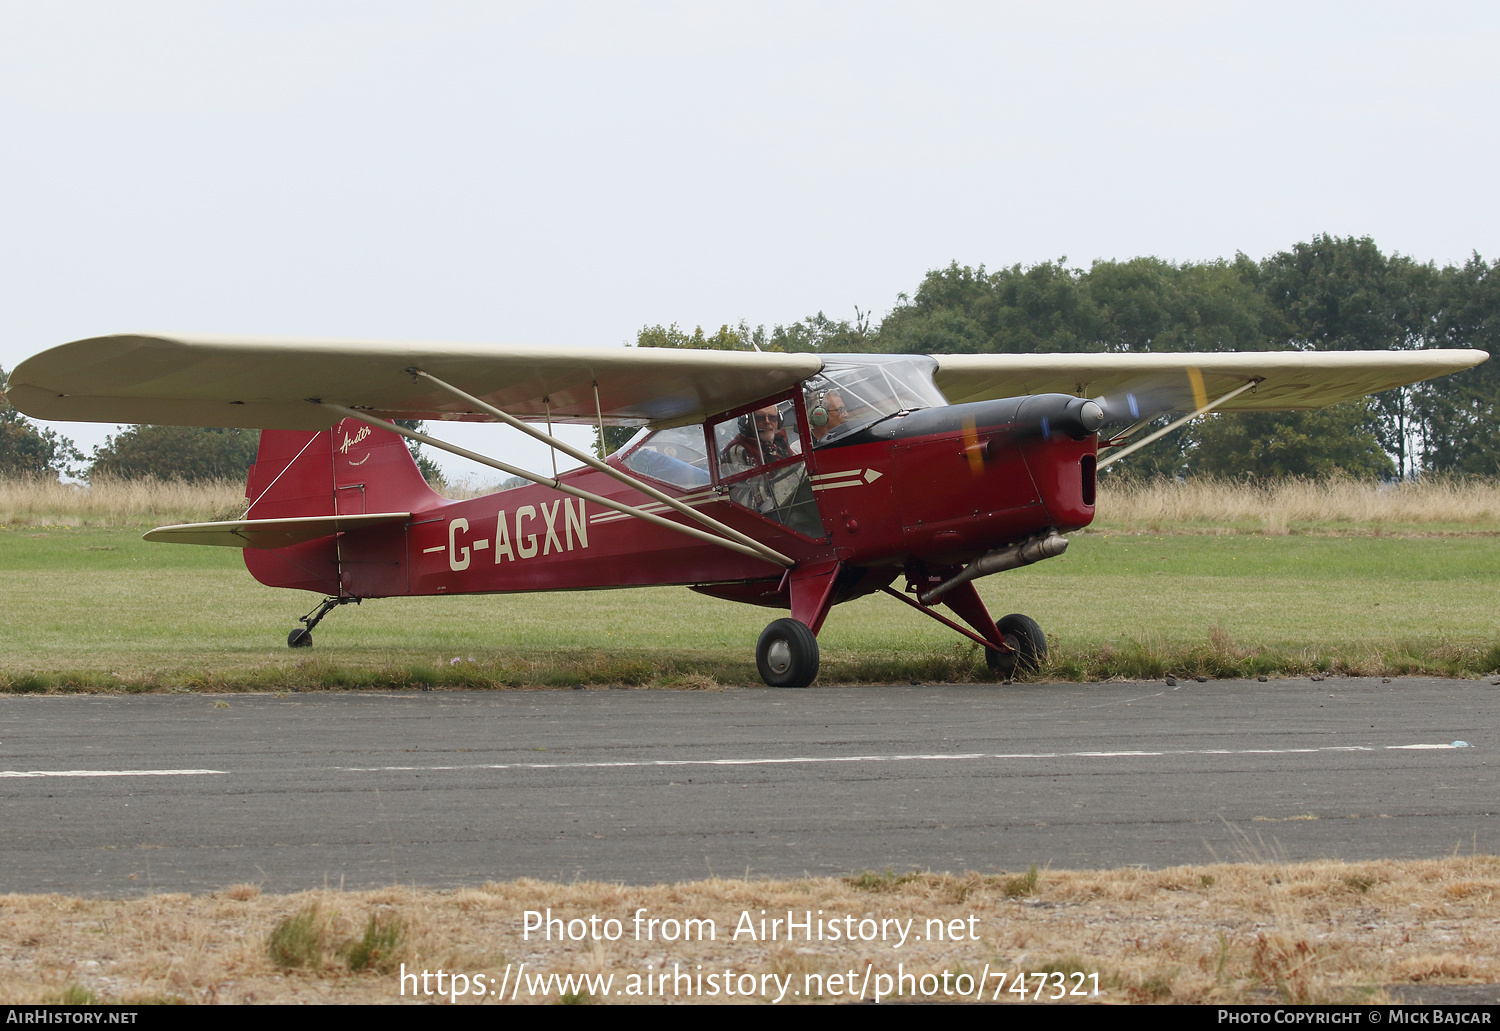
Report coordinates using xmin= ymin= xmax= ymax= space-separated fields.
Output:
xmin=244 ymin=395 xmax=1098 ymax=613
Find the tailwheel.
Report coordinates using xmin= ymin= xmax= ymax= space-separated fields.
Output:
xmin=285 ymin=595 xmax=360 ymax=649
xmin=986 ymin=613 xmax=1047 ymax=680
xmin=756 ymin=618 xmax=820 ymax=688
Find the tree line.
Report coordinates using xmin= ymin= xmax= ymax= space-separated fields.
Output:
xmin=5 ymin=235 xmax=1497 ymax=481
xmin=0 ymin=367 xmax=443 ymax=485
xmin=636 ymin=235 xmax=1500 ymax=479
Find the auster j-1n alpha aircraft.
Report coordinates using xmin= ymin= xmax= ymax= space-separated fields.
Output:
xmin=7 ymin=335 xmax=1487 ymax=686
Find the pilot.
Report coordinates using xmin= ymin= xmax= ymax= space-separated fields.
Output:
xmin=721 ymin=404 xmax=793 ymax=473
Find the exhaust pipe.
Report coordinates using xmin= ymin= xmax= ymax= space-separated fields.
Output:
xmin=918 ymin=532 xmax=1069 ymax=605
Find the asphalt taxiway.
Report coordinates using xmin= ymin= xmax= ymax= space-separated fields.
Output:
xmin=1 ymin=677 xmax=1493 ymax=894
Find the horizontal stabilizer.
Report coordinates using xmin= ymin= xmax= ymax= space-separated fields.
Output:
xmin=144 ymin=512 xmax=411 ymax=549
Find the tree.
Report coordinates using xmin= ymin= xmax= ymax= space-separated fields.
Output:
xmin=635 ymin=322 xmax=761 ymax=351
xmin=620 ymin=238 xmax=1500 ymax=480
xmin=1086 ymin=255 xmax=1274 ymax=353
xmin=1412 ymin=253 xmax=1500 ymax=475
xmin=391 ymin=420 xmax=447 ymax=489
xmin=89 ymin=425 xmax=259 ymax=482
xmin=878 ymin=260 xmax=1100 ymax=354
xmin=877 ymin=256 xmax=1274 ymax=356
xmin=1257 ymin=235 xmax=1441 ymax=476
xmin=767 ymin=309 xmax=878 ymax=353
xmin=1258 ymin=235 xmax=1427 ymax=351
xmin=1186 ymin=401 xmax=1395 ymax=480
xmin=0 ymin=365 xmax=82 ymax=478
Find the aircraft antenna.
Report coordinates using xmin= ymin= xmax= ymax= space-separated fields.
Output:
xmin=544 ymin=395 xmax=557 ymax=477
xmin=593 ymin=381 xmax=606 ymax=445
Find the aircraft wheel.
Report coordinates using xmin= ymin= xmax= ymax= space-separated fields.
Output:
xmin=756 ymin=618 xmax=820 ymax=688
xmin=287 ymin=628 xmax=313 ymax=648
xmin=986 ymin=613 xmax=1046 ymax=679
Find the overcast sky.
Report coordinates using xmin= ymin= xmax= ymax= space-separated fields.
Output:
xmin=4 ymin=1 xmax=1497 ymax=479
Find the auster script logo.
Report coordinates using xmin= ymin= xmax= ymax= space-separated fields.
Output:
xmin=339 ymin=425 xmax=373 ymax=454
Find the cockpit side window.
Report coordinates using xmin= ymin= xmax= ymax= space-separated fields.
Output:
xmin=707 ymin=394 xmax=823 ymax=539
xmin=620 ymin=425 xmax=712 ymax=489
xmin=712 ymin=399 xmax=802 ymax=479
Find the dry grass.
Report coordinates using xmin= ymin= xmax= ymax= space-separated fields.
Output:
xmin=3 ymin=857 xmax=1497 ymax=1005
xmin=0 ymin=477 xmax=245 ymax=528
xmin=1096 ymin=476 xmax=1500 ymax=534
xmin=7 ymin=473 xmax=1500 ymax=533
xmin=0 ymin=473 xmax=510 ymax=525
xmin=440 ymin=475 xmax=515 ymax=501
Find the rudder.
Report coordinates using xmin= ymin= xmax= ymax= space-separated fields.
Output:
xmin=243 ymin=418 xmax=442 ymax=593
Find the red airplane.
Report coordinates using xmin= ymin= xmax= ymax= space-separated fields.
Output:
xmin=8 ymin=335 xmax=1486 ymax=686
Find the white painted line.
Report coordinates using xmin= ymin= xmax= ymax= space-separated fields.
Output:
xmin=590 ymin=498 xmax=717 ymax=525
xmin=6 ymin=743 xmax=1466 ymax=781
xmin=339 ymin=753 xmax=999 ymax=772
xmin=332 ymin=742 xmax=1472 ymax=775
xmin=1074 ymin=750 xmax=1163 ymax=757
xmin=0 ymin=769 xmax=225 ymax=778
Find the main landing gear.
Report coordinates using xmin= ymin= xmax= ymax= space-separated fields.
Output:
xmin=752 ymin=560 xmax=1050 ymax=688
xmin=985 ymin=613 xmax=1047 ymax=678
xmin=286 ymin=595 xmax=361 ymax=648
xmin=875 ymin=569 xmax=1048 ymax=685
xmin=756 ymin=618 xmax=820 ymax=688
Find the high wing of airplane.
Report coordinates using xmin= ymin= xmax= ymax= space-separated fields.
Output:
xmin=7 ymin=333 xmax=1487 ymax=686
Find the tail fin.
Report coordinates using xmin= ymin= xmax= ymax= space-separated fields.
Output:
xmin=244 ymin=418 xmax=443 ymax=593
xmin=247 ymin=418 xmax=443 ymax=519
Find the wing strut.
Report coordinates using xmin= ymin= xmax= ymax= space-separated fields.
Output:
xmin=404 ymin=368 xmax=794 ymax=567
xmin=319 ymin=403 xmax=795 ymax=569
xmin=1096 ymin=378 xmax=1261 ymax=470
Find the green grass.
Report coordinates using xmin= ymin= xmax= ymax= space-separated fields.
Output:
xmin=342 ymin=913 xmax=407 ymax=973
xmin=266 ymin=905 xmax=324 ymax=970
xmin=4 ymin=525 xmax=1500 ymax=690
xmin=52 ymin=984 xmax=100 ymax=1005
xmin=1003 ymin=864 xmax=1040 ymax=897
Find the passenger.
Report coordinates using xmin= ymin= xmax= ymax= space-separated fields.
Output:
xmin=808 ymin=389 xmax=848 ymax=445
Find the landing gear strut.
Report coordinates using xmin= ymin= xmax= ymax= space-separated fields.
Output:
xmin=287 ymin=595 xmax=361 ymax=648
xmin=756 ymin=618 xmax=820 ymax=688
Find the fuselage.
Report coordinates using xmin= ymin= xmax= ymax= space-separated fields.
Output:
xmin=255 ymin=387 xmax=1099 ymax=608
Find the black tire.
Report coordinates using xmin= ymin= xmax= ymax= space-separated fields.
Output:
xmin=287 ymin=627 xmax=313 ymax=648
xmin=986 ymin=613 xmax=1046 ymax=679
xmin=756 ymin=618 xmax=820 ymax=688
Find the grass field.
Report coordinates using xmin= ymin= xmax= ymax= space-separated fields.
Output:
xmin=4 ymin=520 xmax=1499 ymax=691
xmin=5 ymin=479 xmax=1497 ymax=1005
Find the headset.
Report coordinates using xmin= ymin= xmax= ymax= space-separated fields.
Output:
xmin=738 ymin=407 xmax=784 ymax=436
xmin=808 ymin=389 xmax=828 ymax=428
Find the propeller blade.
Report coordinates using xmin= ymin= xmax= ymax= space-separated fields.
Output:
xmin=1091 ymin=370 xmax=1201 ymax=435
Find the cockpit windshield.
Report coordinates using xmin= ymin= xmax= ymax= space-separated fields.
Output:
xmin=611 ymin=354 xmax=949 ymax=474
xmin=801 ymin=355 xmax=946 ymax=445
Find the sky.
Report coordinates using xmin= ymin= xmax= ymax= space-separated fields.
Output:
xmin=3 ymin=1 xmax=1498 ymax=480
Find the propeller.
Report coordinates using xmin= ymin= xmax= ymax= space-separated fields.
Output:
xmin=1091 ymin=369 xmax=1206 ymax=443
xmin=1088 ymin=367 xmax=1260 ymax=468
